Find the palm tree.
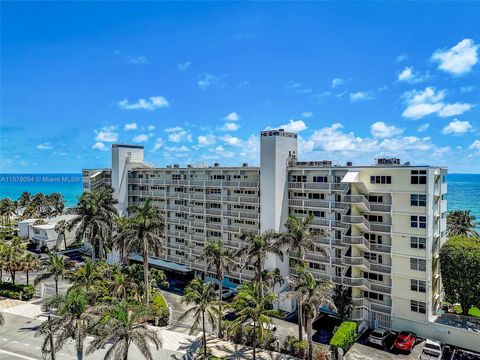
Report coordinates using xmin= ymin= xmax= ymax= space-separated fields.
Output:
xmin=68 ymin=259 xmax=101 ymax=293
xmin=22 ymin=252 xmax=40 ymax=285
xmin=179 ymin=278 xmax=220 ymax=358
xmin=261 ymin=268 xmax=285 ymax=291
xmin=203 ymin=239 xmax=235 ymax=337
xmin=0 ymin=198 xmax=17 ymax=227
xmin=0 ymin=312 xmax=4 ymax=326
xmin=31 ymin=193 xmax=47 ymax=218
xmin=87 ymin=301 xmax=162 ymax=360
xmin=276 ymin=214 xmax=326 ymax=340
xmin=122 ymin=199 xmax=165 ymax=304
xmin=112 ymin=214 xmax=132 ymax=265
xmin=47 ymin=193 xmax=65 ymax=217
xmin=55 ymin=220 xmax=69 ymax=250
xmin=230 ymin=281 xmax=280 ymax=360
xmin=37 ymin=288 xmax=89 ymax=360
xmin=109 ymin=269 xmax=140 ymax=301
xmin=0 ymin=237 xmax=25 ymax=284
xmin=332 ymin=286 xmax=353 ymax=321
xmin=34 ymin=252 xmax=68 ymax=295
xmin=237 ymin=230 xmax=283 ymax=296
xmin=287 ymin=267 xmax=335 ymax=360
xmin=447 ymin=210 xmax=479 ymax=238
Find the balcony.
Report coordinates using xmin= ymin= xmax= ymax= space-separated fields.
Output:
xmin=342 ymin=195 xmax=370 ymax=211
xmin=369 ymin=203 xmax=392 ymax=212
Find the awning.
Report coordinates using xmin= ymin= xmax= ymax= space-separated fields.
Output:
xmin=129 ymin=254 xmax=192 ymax=274
xmin=341 ymin=171 xmax=359 ymax=183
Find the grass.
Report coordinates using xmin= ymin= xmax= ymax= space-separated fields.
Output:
xmin=452 ymin=304 xmax=480 ymax=318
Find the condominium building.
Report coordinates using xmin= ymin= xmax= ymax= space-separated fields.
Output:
xmin=83 ymin=129 xmax=448 ymax=337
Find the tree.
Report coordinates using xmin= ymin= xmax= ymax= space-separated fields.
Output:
xmin=87 ymin=301 xmax=162 ymax=360
xmin=122 ymin=199 xmax=165 ymax=304
xmin=47 ymin=193 xmax=65 ymax=217
xmin=179 ymin=278 xmax=220 ymax=358
xmin=55 ymin=220 xmax=69 ymax=251
xmin=287 ymin=267 xmax=335 ymax=360
xmin=203 ymin=239 xmax=235 ymax=337
xmin=0 ymin=237 xmax=25 ymax=284
xmin=276 ymin=214 xmax=326 ymax=340
xmin=34 ymin=253 xmax=68 ymax=295
xmin=0 ymin=312 xmax=3 ymax=326
xmin=261 ymin=268 xmax=285 ymax=291
xmin=22 ymin=252 xmax=40 ymax=285
xmin=332 ymin=286 xmax=353 ymax=321
xmin=440 ymin=236 xmax=480 ymax=315
xmin=447 ymin=210 xmax=479 ymax=238
xmin=230 ymin=282 xmax=280 ymax=360
xmin=112 ymin=215 xmax=131 ymax=265
xmin=31 ymin=193 xmax=47 ymax=218
xmin=68 ymin=260 xmax=102 ymax=293
xmin=237 ymin=230 xmax=283 ymax=296
xmin=0 ymin=198 xmax=17 ymax=227
xmin=18 ymin=191 xmax=32 ymax=208
xmin=37 ymin=289 xmax=89 ymax=360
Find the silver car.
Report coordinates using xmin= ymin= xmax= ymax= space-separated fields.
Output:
xmin=368 ymin=328 xmax=392 ymax=347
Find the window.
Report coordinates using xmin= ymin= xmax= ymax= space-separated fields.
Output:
xmin=365 ymin=233 xmax=383 ymax=244
xmin=410 ymin=258 xmax=426 ymax=271
xmin=411 ymin=279 xmax=426 ymax=293
xmin=363 ymin=291 xmax=384 ymax=301
xmin=366 ymin=215 xmax=383 ymax=223
xmin=309 ymin=262 xmax=326 ymax=271
xmin=308 ymin=193 xmax=325 ymax=200
xmin=411 ymin=194 xmax=427 ymax=206
xmin=411 ymin=170 xmax=427 ymax=185
xmin=411 ymin=216 xmax=427 ymax=228
xmin=364 ymin=252 xmax=382 ymax=263
xmin=172 ymin=174 xmax=181 ymax=180
xmin=411 ymin=300 xmax=426 ymax=314
xmin=292 ymin=175 xmax=307 ymax=183
xmin=363 ymin=272 xmax=384 ymax=281
xmin=368 ymin=195 xmax=384 ymax=203
xmin=370 ymin=176 xmax=392 ymax=184
xmin=313 ymin=176 xmax=328 ymax=183
xmin=410 ymin=237 xmax=426 ymax=249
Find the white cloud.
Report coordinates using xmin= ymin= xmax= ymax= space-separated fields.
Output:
xmin=438 ymin=103 xmax=473 ymax=117
xmin=469 ymin=140 xmax=480 ymax=150
xmin=178 ymin=61 xmax=191 ymax=72
xmin=129 ymin=55 xmax=149 ymax=65
xmin=277 ymin=119 xmax=308 ymax=133
xmin=460 ymin=86 xmax=474 ymax=93
xmin=301 ymin=112 xmax=313 ymax=118
xmin=198 ymin=134 xmax=216 ymax=146
xmin=349 ymin=91 xmax=374 ymax=102
xmin=152 ymin=138 xmax=163 ymax=152
xmin=396 ymin=54 xmax=409 ymax=62
xmin=432 ymin=39 xmax=479 ymax=75
xmin=95 ymin=125 xmax=119 ymax=142
xmin=92 ymin=142 xmax=107 ymax=151
xmin=168 ymin=129 xmax=192 ymax=143
xmin=165 ymin=145 xmax=190 ymax=152
xmin=198 ymin=73 xmax=227 ymax=90
xmin=442 ymin=119 xmax=473 ymax=135
xmin=37 ymin=143 xmax=53 ymax=150
xmin=417 ymin=123 xmax=430 ymax=132
xmin=224 ymin=112 xmax=239 ymax=121
xmin=124 ymin=123 xmax=138 ymax=131
xmin=118 ymin=96 xmax=170 ymax=110
xmin=132 ymin=134 xmax=150 ymax=143
xmin=397 ymin=66 xmax=428 ymax=84
xmin=220 ymin=122 xmax=241 ymax=131
xmin=402 ymin=87 xmax=473 ymax=119
xmin=286 ymin=81 xmax=312 ymax=94
xmin=371 ymin=122 xmax=403 ymax=138
xmin=165 ymin=126 xmax=183 ymax=133
xmin=331 ymin=78 xmax=348 ymax=88
xmin=147 ymin=125 xmax=155 ymax=131
xmin=221 ymin=135 xmax=242 ymax=146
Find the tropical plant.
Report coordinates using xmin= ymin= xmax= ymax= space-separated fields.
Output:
xmin=261 ymin=268 xmax=285 ymax=291
xmin=287 ymin=267 xmax=335 ymax=360
xmin=55 ymin=220 xmax=69 ymax=251
xmin=121 ymin=199 xmax=165 ymax=304
xmin=0 ymin=312 xmax=3 ymax=326
xmin=18 ymin=191 xmax=31 ymax=208
xmin=112 ymin=215 xmax=131 ymax=265
xmin=87 ymin=301 xmax=162 ymax=360
xmin=447 ymin=210 xmax=479 ymax=238
xmin=68 ymin=259 xmax=102 ymax=293
xmin=37 ymin=288 xmax=90 ymax=360
xmin=440 ymin=235 xmax=480 ymax=315
xmin=47 ymin=193 xmax=65 ymax=217
xmin=230 ymin=281 xmax=280 ymax=360
xmin=21 ymin=252 xmax=40 ymax=285
xmin=31 ymin=193 xmax=47 ymax=218
xmin=329 ymin=321 xmax=357 ymax=353
xmin=34 ymin=252 xmax=69 ymax=295
xmin=276 ymin=214 xmax=326 ymax=340
xmin=0 ymin=198 xmax=17 ymax=227
xmin=179 ymin=278 xmax=220 ymax=358
xmin=237 ymin=230 xmax=283 ymax=296
xmin=203 ymin=239 xmax=235 ymax=337
xmin=68 ymin=187 xmax=118 ymax=260
xmin=0 ymin=237 xmax=25 ymax=284
xmin=332 ymin=286 xmax=353 ymax=321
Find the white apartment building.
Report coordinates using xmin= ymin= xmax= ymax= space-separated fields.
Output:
xmin=83 ymin=129 xmax=449 ymax=341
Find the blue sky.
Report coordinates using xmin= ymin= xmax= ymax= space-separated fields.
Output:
xmin=1 ymin=2 xmax=479 ymax=173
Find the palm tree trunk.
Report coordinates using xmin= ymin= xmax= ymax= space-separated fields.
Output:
xmin=55 ymin=278 xmax=58 ymax=295
xmin=98 ymin=238 xmax=104 ymax=260
xmin=143 ymin=243 xmax=150 ymax=305
xmin=123 ymin=338 xmax=129 ymax=360
xmin=11 ymin=271 xmax=15 ymax=285
xmin=76 ymin=323 xmax=83 ymax=360
xmin=202 ymin=310 xmax=207 ymax=358
xmin=298 ymin=302 xmax=303 ymax=341
xmin=252 ymin=320 xmax=257 ymax=360
xmin=63 ymin=232 xmax=67 ymax=251
xmin=26 ymin=270 xmax=29 ymax=285
xmin=218 ymin=269 xmax=223 ymax=338
xmin=307 ymin=316 xmax=313 ymax=360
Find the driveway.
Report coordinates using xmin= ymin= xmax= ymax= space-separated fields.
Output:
xmin=346 ymin=341 xmax=423 ymax=360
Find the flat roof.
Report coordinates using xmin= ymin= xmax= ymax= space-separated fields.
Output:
xmin=129 ymin=254 xmax=192 ymax=273
xmin=112 ymin=144 xmax=144 ymax=149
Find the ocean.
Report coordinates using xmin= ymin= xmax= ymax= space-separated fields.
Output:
xmin=0 ymin=173 xmax=479 ymax=227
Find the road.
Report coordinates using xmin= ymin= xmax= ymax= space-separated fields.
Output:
xmin=0 ymin=312 xmax=182 ymax=360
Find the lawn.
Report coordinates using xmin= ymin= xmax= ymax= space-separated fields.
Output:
xmin=452 ymin=305 xmax=480 ymax=318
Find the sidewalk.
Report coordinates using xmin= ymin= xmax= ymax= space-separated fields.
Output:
xmin=207 ymin=338 xmax=299 ymax=360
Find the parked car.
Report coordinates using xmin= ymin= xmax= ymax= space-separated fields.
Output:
xmin=393 ymin=331 xmax=417 ymax=353
xmin=419 ymin=339 xmax=443 ymax=360
xmin=246 ymin=320 xmax=277 ymax=332
xmin=368 ymin=328 xmax=392 ymax=347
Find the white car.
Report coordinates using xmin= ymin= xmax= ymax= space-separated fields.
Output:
xmin=368 ymin=328 xmax=392 ymax=347
xmin=419 ymin=339 xmax=443 ymax=360
xmin=247 ymin=321 xmax=277 ymax=332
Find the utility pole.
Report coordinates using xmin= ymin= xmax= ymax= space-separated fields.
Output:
xmin=48 ymin=315 xmax=55 ymax=360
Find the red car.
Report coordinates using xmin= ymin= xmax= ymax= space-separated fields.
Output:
xmin=393 ymin=331 xmax=417 ymax=353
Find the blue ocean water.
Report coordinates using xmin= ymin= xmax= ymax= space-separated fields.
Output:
xmin=0 ymin=173 xmax=479 ymax=226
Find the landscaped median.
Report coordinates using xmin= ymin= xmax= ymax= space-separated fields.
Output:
xmin=0 ymin=281 xmax=35 ymax=300
xmin=329 ymin=321 xmax=357 ymax=356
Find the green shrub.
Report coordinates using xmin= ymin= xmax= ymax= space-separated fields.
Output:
xmin=282 ymin=336 xmax=308 ymax=359
xmin=149 ymin=292 xmax=169 ymax=326
xmin=329 ymin=321 xmax=357 ymax=352
xmin=0 ymin=282 xmax=35 ymax=300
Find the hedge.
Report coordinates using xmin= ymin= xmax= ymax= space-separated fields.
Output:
xmin=329 ymin=321 xmax=357 ymax=351
xmin=0 ymin=282 xmax=35 ymax=300
xmin=149 ymin=292 xmax=169 ymax=326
